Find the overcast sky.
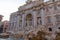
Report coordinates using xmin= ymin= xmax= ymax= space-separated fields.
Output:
xmin=0 ymin=0 xmax=48 ymax=21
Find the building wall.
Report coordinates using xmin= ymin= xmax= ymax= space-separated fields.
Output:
xmin=9 ymin=0 xmax=60 ymax=40
xmin=3 ymin=20 xmax=9 ymax=32
xmin=0 ymin=15 xmax=3 ymax=33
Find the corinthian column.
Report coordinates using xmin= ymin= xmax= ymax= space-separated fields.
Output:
xmin=33 ymin=10 xmax=37 ymax=27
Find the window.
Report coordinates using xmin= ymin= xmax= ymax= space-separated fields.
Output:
xmin=19 ymin=20 xmax=22 ymax=27
xmin=11 ymin=22 xmax=14 ymax=30
xmin=12 ymin=22 xmax=14 ymax=27
xmin=56 ymin=15 xmax=60 ymax=22
xmin=54 ymin=6 xmax=57 ymax=10
xmin=49 ymin=28 xmax=52 ymax=31
xmin=57 ymin=4 xmax=60 ymax=13
xmin=47 ymin=16 xmax=51 ymax=23
xmin=14 ymin=16 xmax=17 ymax=21
xmin=47 ymin=7 xmax=49 ymax=11
xmin=38 ymin=9 xmax=41 ymax=16
xmin=9 ymin=23 xmax=11 ymax=30
xmin=14 ymin=22 xmax=17 ymax=28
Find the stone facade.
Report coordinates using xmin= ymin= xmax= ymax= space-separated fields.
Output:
xmin=3 ymin=20 xmax=9 ymax=32
xmin=8 ymin=0 xmax=60 ymax=40
xmin=0 ymin=15 xmax=3 ymax=33
xmin=0 ymin=15 xmax=9 ymax=33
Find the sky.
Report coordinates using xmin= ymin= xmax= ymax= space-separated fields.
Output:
xmin=0 ymin=0 xmax=26 ymax=21
xmin=0 ymin=0 xmax=48 ymax=21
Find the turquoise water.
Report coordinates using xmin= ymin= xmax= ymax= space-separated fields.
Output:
xmin=0 ymin=38 xmax=13 ymax=40
xmin=0 ymin=38 xmax=24 ymax=40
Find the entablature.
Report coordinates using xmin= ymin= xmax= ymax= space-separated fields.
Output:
xmin=18 ymin=1 xmax=46 ymax=12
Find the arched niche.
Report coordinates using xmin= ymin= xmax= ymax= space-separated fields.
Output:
xmin=25 ymin=14 xmax=33 ymax=27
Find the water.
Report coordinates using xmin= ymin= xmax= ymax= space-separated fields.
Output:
xmin=0 ymin=38 xmax=24 ymax=40
xmin=0 ymin=38 xmax=13 ymax=40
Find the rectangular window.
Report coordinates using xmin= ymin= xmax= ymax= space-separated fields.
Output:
xmin=19 ymin=20 xmax=22 ymax=27
xmin=56 ymin=15 xmax=60 ymax=22
xmin=9 ymin=23 xmax=11 ymax=30
xmin=40 ymin=20 xmax=42 ymax=25
xmin=54 ymin=6 xmax=57 ymax=10
xmin=12 ymin=22 xmax=14 ymax=27
xmin=57 ymin=4 xmax=60 ymax=13
xmin=38 ymin=9 xmax=41 ymax=16
xmin=47 ymin=16 xmax=51 ymax=23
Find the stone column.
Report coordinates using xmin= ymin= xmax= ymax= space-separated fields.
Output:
xmin=22 ymin=14 xmax=25 ymax=31
xmin=50 ymin=4 xmax=56 ymax=26
xmin=33 ymin=10 xmax=37 ymax=27
xmin=41 ymin=8 xmax=45 ymax=25
xmin=51 ymin=14 xmax=56 ymax=25
xmin=16 ymin=15 xmax=20 ymax=32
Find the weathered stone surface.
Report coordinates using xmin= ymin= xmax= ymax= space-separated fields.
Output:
xmin=8 ymin=0 xmax=60 ymax=40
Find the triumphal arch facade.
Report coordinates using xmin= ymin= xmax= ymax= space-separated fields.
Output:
xmin=8 ymin=0 xmax=60 ymax=40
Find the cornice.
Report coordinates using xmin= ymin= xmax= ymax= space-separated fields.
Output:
xmin=18 ymin=1 xmax=60 ymax=13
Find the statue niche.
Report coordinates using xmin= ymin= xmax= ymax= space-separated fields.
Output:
xmin=26 ymin=14 xmax=32 ymax=27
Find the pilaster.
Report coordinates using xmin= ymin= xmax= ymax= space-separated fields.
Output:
xmin=33 ymin=8 xmax=37 ymax=27
xmin=16 ymin=14 xmax=20 ymax=32
xmin=22 ymin=13 xmax=25 ymax=31
xmin=41 ymin=8 xmax=45 ymax=25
